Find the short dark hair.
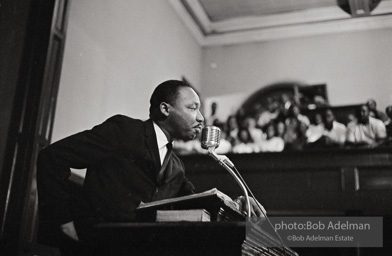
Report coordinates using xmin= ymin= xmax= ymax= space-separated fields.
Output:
xmin=149 ymin=80 xmax=192 ymax=121
xmin=386 ymin=105 xmax=392 ymax=115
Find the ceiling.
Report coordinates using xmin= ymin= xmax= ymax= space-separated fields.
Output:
xmin=168 ymin=0 xmax=392 ymax=46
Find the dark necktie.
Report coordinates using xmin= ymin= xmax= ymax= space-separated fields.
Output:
xmin=157 ymin=142 xmax=172 ymax=183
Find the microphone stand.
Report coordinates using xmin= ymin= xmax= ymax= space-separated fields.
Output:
xmin=207 ymin=148 xmax=287 ymax=255
xmin=207 ymin=148 xmax=251 ymax=217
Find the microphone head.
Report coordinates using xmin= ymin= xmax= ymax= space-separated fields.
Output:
xmin=201 ymin=126 xmax=221 ymax=150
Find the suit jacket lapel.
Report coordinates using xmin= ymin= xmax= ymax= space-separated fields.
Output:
xmin=144 ymin=119 xmax=161 ymax=175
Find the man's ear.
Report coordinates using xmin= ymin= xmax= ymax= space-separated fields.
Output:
xmin=159 ymin=102 xmax=170 ymax=117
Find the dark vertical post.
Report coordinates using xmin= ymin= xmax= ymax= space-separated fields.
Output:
xmin=0 ymin=0 xmax=70 ymax=255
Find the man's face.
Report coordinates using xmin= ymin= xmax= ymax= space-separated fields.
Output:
xmin=325 ymin=110 xmax=334 ymax=124
xmin=315 ymin=113 xmax=323 ymax=125
xmin=266 ymin=124 xmax=275 ymax=139
xmin=386 ymin=107 xmax=392 ymax=118
xmin=360 ymin=105 xmax=370 ymax=123
xmin=277 ymin=122 xmax=285 ymax=135
xmin=166 ymin=87 xmax=204 ymax=141
xmin=367 ymin=100 xmax=376 ymax=110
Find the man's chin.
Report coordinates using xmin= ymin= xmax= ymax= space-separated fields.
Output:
xmin=182 ymin=133 xmax=197 ymax=141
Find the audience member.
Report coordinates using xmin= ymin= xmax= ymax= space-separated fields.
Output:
xmin=313 ymin=94 xmax=327 ymax=106
xmin=314 ymin=113 xmax=324 ymax=126
xmin=256 ymin=97 xmax=279 ymax=128
xmin=259 ymin=122 xmax=285 ymax=152
xmin=244 ymin=116 xmax=264 ymax=143
xmin=236 ymin=107 xmax=247 ymax=130
xmin=282 ymin=104 xmax=309 ymax=147
xmin=276 ymin=121 xmax=286 ymax=139
xmin=385 ymin=105 xmax=392 ymax=139
xmin=281 ymin=93 xmax=292 ymax=110
xmin=283 ymin=119 xmax=308 ymax=151
xmin=322 ymin=109 xmax=347 ymax=146
xmin=291 ymin=104 xmax=310 ymax=126
xmin=292 ymin=122 xmax=309 ymax=150
xmin=225 ymin=115 xmax=239 ymax=146
xmin=306 ymin=113 xmax=325 ymax=143
xmin=347 ymin=113 xmax=357 ymax=126
xmin=215 ymin=127 xmax=232 ymax=154
xmin=232 ymin=128 xmax=259 ymax=153
xmin=276 ymin=93 xmax=293 ymax=122
xmin=346 ymin=104 xmax=387 ymax=147
xmin=206 ymin=102 xmax=221 ymax=126
xmin=366 ymin=98 xmax=388 ymax=122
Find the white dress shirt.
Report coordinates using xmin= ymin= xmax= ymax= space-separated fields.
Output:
xmin=153 ymin=122 xmax=170 ymax=165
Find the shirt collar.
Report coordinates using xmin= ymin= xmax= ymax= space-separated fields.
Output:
xmin=152 ymin=121 xmax=170 ymax=149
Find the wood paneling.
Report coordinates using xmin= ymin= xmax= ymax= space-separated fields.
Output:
xmin=181 ymin=148 xmax=392 ymax=216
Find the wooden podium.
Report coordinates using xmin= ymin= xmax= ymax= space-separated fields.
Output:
xmin=94 ymin=221 xmax=298 ymax=256
xmin=93 ymin=190 xmax=298 ymax=255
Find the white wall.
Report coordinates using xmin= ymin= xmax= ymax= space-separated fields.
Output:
xmin=53 ymin=0 xmax=201 ymax=142
xmin=201 ymin=29 xmax=392 ymax=119
xmin=54 ymin=1 xmax=392 ymax=141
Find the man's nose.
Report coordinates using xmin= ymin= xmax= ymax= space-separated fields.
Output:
xmin=197 ymin=110 xmax=204 ymax=123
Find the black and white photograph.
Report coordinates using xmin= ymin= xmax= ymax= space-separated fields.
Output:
xmin=1 ymin=0 xmax=392 ymax=255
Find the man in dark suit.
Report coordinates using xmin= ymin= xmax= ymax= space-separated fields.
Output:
xmin=37 ymin=80 xmax=264 ymax=255
xmin=37 ymin=80 xmax=204 ymax=254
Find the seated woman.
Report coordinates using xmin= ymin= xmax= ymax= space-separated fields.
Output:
xmin=232 ymin=128 xmax=259 ymax=154
xmin=259 ymin=122 xmax=285 ymax=152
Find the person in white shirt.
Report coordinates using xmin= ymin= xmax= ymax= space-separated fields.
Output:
xmin=244 ymin=116 xmax=264 ymax=143
xmin=256 ymin=98 xmax=279 ymax=128
xmin=323 ymin=109 xmax=347 ymax=146
xmin=259 ymin=122 xmax=284 ymax=152
xmin=232 ymin=128 xmax=259 ymax=153
xmin=226 ymin=115 xmax=239 ymax=146
xmin=366 ymin=98 xmax=388 ymax=122
xmin=346 ymin=104 xmax=387 ymax=146
xmin=306 ymin=113 xmax=325 ymax=143
xmin=291 ymin=104 xmax=310 ymax=126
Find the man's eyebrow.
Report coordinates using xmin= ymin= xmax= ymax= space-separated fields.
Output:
xmin=187 ymin=102 xmax=200 ymax=107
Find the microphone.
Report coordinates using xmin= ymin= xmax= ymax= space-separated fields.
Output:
xmin=201 ymin=126 xmax=235 ymax=167
xmin=200 ymin=127 xmax=285 ymax=251
xmin=201 ymin=126 xmax=221 ymax=150
xmin=200 ymin=125 xmax=250 ymax=216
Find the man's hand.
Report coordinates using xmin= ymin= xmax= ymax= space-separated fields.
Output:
xmin=235 ymin=196 xmax=267 ymax=217
xmin=60 ymin=221 xmax=79 ymax=241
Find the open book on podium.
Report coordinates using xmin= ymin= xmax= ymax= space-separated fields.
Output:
xmin=136 ymin=188 xmax=245 ymax=222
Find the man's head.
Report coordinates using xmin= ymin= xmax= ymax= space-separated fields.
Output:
xmin=366 ymin=98 xmax=377 ymax=111
xmin=265 ymin=122 xmax=276 ymax=139
xmin=267 ymin=100 xmax=279 ymax=113
xmin=386 ymin=105 xmax=392 ymax=119
xmin=314 ymin=113 xmax=323 ymax=125
xmin=324 ymin=109 xmax=335 ymax=130
xmin=359 ymin=104 xmax=370 ymax=124
xmin=149 ymin=80 xmax=204 ymax=141
xmin=324 ymin=109 xmax=335 ymax=125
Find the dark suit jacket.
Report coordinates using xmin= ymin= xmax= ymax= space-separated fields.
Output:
xmin=37 ymin=115 xmax=195 ymax=241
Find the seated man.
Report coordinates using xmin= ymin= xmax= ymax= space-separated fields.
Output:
xmin=366 ymin=98 xmax=388 ymax=122
xmin=385 ymin=105 xmax=392 ymax=139
xmin=322 ymin=109 xmax=347 ymax=146
xmin=346 ymin=104 xmax=387 ymax=147
xmin=306 ymin=113 xmax=325 ymax=144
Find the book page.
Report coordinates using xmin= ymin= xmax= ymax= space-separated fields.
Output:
xmin=137 ymin=188 xmax=233 ymax=210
